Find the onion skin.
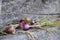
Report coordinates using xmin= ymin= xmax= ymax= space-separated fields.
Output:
xmin=19 ymin=19 xmax=26 ymax=28
xmin=18 ymin=18 xmax=34 ymax=30
xmin=4 ymin=25 xmax=15 ymax=34
xmin=19 ymin=19 xmax=30 ymax=30
xmin=25 ymin=17 xmax=31 ymax=23
xmin=23 ymin=24 xmax=30 ymax=30
xmin=19 ymin=19 xmax=26 ymax=25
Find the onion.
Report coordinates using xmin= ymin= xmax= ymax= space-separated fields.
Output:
xmin=19 ymin=19 xmax=26 ymax=26
xmin=25 ymin=17 xmax=31 ymax=23
xmin=4 ymin=25 xmax=15 ymax=34
xmin=23 ymin=24 xmax=30 ymax=30
xmin=19 ymin=18 xmax=31 ymax=30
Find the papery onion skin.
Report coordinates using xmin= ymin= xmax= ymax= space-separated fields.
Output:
xmin=25 ymin=17 xmax=31 ymax=23
xmin=23 ymin=24 xmax=30 ymax=31
xmin=19 ymin=19 xmax=25 ymax=25
xmin=4 ymin=25 xmax=15 ymax=34
xmin=19 ymin=19 xmax=27 ymax=27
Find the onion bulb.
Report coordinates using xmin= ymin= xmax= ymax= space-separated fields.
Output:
xmin=4 ymin=24 xmax=15 ymax=34
xmin=25 ymin=17 xmax=31 ymax=23
xmin=23 ymin=24 xmax=30 ymax=30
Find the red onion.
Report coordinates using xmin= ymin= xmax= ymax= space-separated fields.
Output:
xmin=19 ymin=19 xmax=26 ymax=26
xmin=19 ymin=18 xmax=31 ymax=30
xmin=4 ymin=26 xmax=15 ymax=34
xmin=23 ymin=24 xmax=30 ymax=30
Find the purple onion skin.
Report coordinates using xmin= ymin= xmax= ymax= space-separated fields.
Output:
xmin=24 ymin=24 xmax=30 ymax=29
xmin=23 ymin=24 xmax=30 ymax=31
xmin=4 ymin=26 xmax=15 ymax=34
xmin=19 ymin=19 xmax=31 ymax=31
xmin=19 ymin=19 xmax=26 ymax=26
